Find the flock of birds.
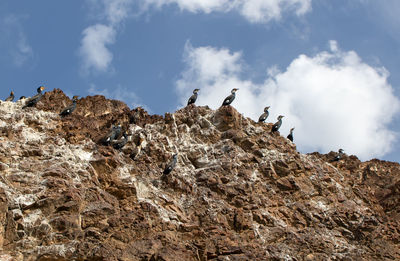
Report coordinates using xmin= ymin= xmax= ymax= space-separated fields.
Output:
xmin=2 ymin=87 xmax=345 ymax=175
xmin=189 ymin=88 xmax=294 ymax=139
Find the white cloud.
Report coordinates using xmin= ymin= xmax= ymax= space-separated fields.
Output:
xmin=79 ymin=0 xmax=134 ymax=73
xmin=0 ymin=14 xmax=33 ymax=67
xmin=176 ymin=42 xmax=400 ymax=160
xmin=141 ymin=0 xmax=231 ymax=13
xmin=140 ymin=0 xmax=312 ymax=23
xmin=85 ymin=0 xmax=133 ymax=24
xmin=79 ymin=24 xmax=116 ymax=73
xmin=79 ymin=0 xmax=312 ymax=73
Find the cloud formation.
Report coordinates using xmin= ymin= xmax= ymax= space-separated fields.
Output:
xmin=79 ymin=0 xmax=133 ymax=73
xmin=140 ymin=0 xmax=312 ymax=23
xmin=79 ymin=0 xmax=312 ymax=73
xmin=79 ymin=24 xmax=116 ymax=73
xmin=176 ymin=41 xmax=400 ymax=160
xmin=0 ymin=14 xmax=33 ymax=67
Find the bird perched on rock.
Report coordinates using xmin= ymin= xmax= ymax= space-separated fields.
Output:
xmin=271 ymin=115 xmax=284 ymax=133
xmin=112 ymin=133 xmax=128 ymax=150
xmin=187 ymin=89 xmax=200 ymax=106
xmin=22 ymin=86 xmax=45 ymax=109
xmin=163 ymin=154 xmax=178 ymax=175
xmin=60 ymin=96 xmax=79 ymax=117
xmin=103 ymin=124 xmax=121 ymax=145
xmin=5 ymin=91 xmax=14 ymax=102
xmin=287 ymin=127 xmax=295 ymax=142
xmin=258 ymin=106 xmax=270 ymax=122
xmin=332 ymin=149 xmax=344 ymax=162
xmin=222 ymin=88 xmax=239 ymax=106
xmin=130 ymin=133 xmax=146 ymax=160
xmin=18 ymin=96 xmax=26 ymax=100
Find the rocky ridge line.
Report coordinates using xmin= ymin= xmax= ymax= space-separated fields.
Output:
xmin=0 ymin=89 xmax=398 ymax=260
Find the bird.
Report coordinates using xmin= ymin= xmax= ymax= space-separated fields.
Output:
xmin=222 ymin=88 xmax=239 ymax=106
xmin=271 ymin=115 xmax=284 ymax=133
xmin=258 ymin=106 xmax=270 ymax=122
xmin=130 ymin=134 xmax=145 ymax=160
xmin=332 ymin=149 xmax=344 ymax=162
xmin=5 ymin=91 xmax=14 ymax=102
xmin=18 ymin=96 xmax=26 ymax=100
xmin=22 ymin=86 xmax=45 ymax=109
xmin=287 ymin=127 xmax=295 ymax=142
xmin=59 ymin=96 xmax=79 ymax=117
xmin=163 ymin=154 xmax=178 ymax=175
xmin=103 ymin=124 xmax=122 ymax=145
xmin=112 ymin=133 xmax=128 ymax=150
xmin=187 ymin=89 xmax=200 ymax=106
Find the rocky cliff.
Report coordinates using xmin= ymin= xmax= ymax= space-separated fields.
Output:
xmin=0 ymin=89 xmax=399 ymax=260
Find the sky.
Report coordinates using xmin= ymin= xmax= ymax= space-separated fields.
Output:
xmin=1 ymin=0 xmax=400 ymax=163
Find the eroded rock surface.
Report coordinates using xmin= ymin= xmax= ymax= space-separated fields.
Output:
xmin=0 ymin=89 xmax=399 ymax=260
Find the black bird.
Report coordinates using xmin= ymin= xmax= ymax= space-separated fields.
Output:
xmin=187 ymin=88 xmax=200 ymax=105
xmin=163 ymin=154 xmax=178 ymax=175
xmin=258 ymin=106 xmax=270 ymax=122
xmin=60 ymin=96 xmax=79 ymax=117
xmin=222 ymin=88 xmax=239 ymax=106
xmin=18 ymin=96 xmax=26 ymax=100
xmin=332 ymin=149 xmax=344 ymax=162
xmin=112 ymin=133 xmax=128 ymax=150
xmin=22 ymin=86 xmax=45 ymax=109
xmin=103 ymin=124 xmax=122 ymax=145
xmin=287 ymin=127 xmax=295 ymax=142
xmin=5 ymin=91 xmax=14 ymax=102
xmin=271 ymin=115 xmax=284 ymax=133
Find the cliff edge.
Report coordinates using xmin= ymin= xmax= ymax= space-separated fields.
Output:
xmin=0 ymin=89 xmax=399 ymax=260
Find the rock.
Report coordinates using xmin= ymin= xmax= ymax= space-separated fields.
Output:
xmin=0 ymin=89 xmax=398 ymax=260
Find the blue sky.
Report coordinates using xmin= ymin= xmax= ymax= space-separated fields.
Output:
xmin=1 ymin=0 xmax=399 ymax=162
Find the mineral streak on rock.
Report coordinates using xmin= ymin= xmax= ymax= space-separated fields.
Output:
xmin=0 ymin=89 xmax=399 ymax=260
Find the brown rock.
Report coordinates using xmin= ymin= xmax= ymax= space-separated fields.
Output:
xmin=0 ymin=89 xmax=398 ymax=260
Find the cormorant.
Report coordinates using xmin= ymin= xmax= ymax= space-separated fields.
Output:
xmin=332 ymin=149 xmax=344 ymax=162
xmin=258 ymin=106 xmax=270 ymax=122
xmin=271 ymin=115 xmax=284 ymax=133
xmin=112 ymin=133 xmax=128 ymax=150
xmin=130 ymin=133 xmax=146 ymax=160
xmin=287 ymin=127 xmax=295 ymax=142
xmin=60 ymin=96 xmax=79 ymax=117
xmin=5 ymin=91 xmax=14 ymax=102
xmin=187 ymin=89 xmax=200 ymax=105
xmin=222 ymin=88 xmax=239 ymax=106
xmin=18 ymin=96 xmax=26 ymax=100
xmin=22 ymin=86 xmax=45 ymax=109
xmin=163 ymin=154 xmax=178 ymax=175
xmin=103 ymin=124 xmax=122 ymax=145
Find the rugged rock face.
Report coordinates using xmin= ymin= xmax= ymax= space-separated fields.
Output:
xmin=0 ymin=89 xmax=399 ymax=260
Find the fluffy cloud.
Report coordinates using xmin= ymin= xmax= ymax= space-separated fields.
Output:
xmin=140 ymin=0 xmax=312 ymax=23
xmin=176 ymin=42 xmax=400 ymax=160
xmin=79 ymin=24 xmax=116 ymax=73
xmin=79 ymin=0 xmax=133 ymax=73
xmin=0 ymin=14 xmax=33 ymax=67
xmin=140 ymin=0 xmax=230 ymax=13
xmin=79 ymin=0 xmax=312 ymax=73
xmin=86 ymin=0 xmax=133 ymax=25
